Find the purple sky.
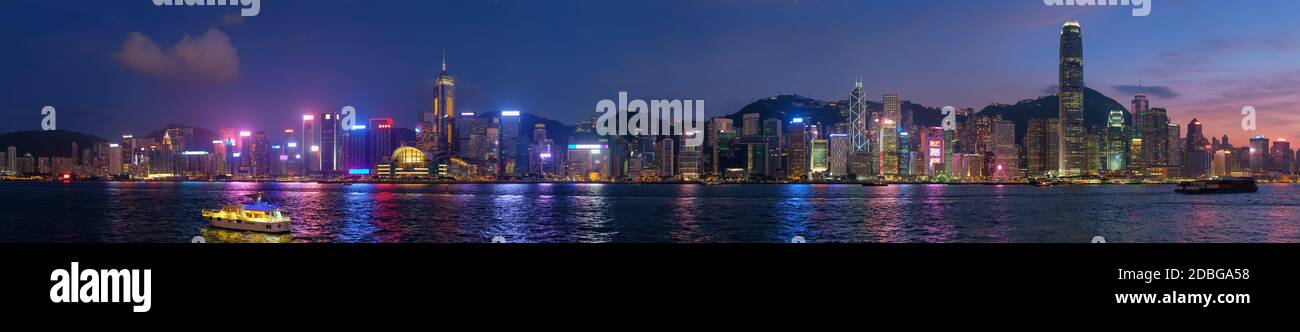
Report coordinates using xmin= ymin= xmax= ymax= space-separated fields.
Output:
xmin=1 ymin=0 xmax=1298 ymax=142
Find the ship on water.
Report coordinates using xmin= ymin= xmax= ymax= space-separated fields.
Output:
xmin=1175 ymin=177 xmax=1259 ymax=195
xmin=201 ymin=192 xmax=293 ymax=233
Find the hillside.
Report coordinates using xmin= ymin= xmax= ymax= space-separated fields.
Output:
xmin=725 ymin=88 xmax=1129 ymax=144
xmin=0 ymin=130 xmax=106 ymax=158
xmin=978 ymin=87 xmax=1130 ymax=142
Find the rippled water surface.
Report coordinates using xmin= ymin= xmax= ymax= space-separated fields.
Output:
xmin=0 ymin=181 xmax=1297 ymax=243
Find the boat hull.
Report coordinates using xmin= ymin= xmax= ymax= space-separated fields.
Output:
xmin=207 ymin=218 xmax=292 ymax=233
xmin=1175 ymin=178 xmax=1259 ymax=195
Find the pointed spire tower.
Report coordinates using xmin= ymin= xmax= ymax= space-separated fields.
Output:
xmin=849 ymin=77 xmax=869 ymax=153
xmin=429 ymin=49 xmax=457 ymax=153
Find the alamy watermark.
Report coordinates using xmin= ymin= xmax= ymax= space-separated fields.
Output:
xmin=1044 ymin=0 xmax=1151 ymax=17
xmin=595 ymin=92 xmax=705 ymax=147
xmin=153 ymin=0 xmax=261 ymax=17
xmin=41 ymin=106 xmax=56 ymax=131
xmin=1241 ymin=106 xmax=1256 ymax=131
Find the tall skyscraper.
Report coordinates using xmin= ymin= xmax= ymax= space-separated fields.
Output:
xmin=828 ymin=134 xmax=849 ymax=178
xmin=922 ymin=127 xmax=946 ymax=177
xmin=1142 ymin=108 xmax=1171 ymax=175
xmin=1250 ymin=135 xmax=1270 ymax=173
xmin=883 ymin=94 xmax=901 ymax=123
xmin=992 ymin=120 xmax=1017 ymax=181
xmin=420 ymin=53 xmax=457 ymax=153
xmin=250 ymin=131 xmax=271 ymax=178
xmin=320 ymin=112 xmax=341 ymax=174
xmin=6 ymin=146 xmax=15 ymax=175
xmin=1131 ymin=94 xmax=1149 ymax=140
xmin=1105 ymin=110 xmax=1127 ymax=171
xmin=742 ymin=113 xmax=760 ymax=137
xmin=849 ymin=80 xmax=869 ymax=153
xmin=345 ymin=125 xmax=371 ymax=173
xmin=656 ymin=138 xmax=674 ymax=178
xmin=1183 ymin=119 xmax=1210 ymax=178
xmin=212 ymin=139 xmax=227 ymax=176
xmin=1270 ymin=138 xmax=1292 ymax=174
xmin=707 ymin=117 xmax=735 ymax=177
xmin=500 ymin=111 xmax=523 ymax=177
xmin=529 ymin=124 xmax=552 ymax=176
xmin=369 ymin=118 xmax=394 ymax=167
xmin=107 ymin=143 xmax=123 ymax=177
xmin=1167 ymin=123 xmax=1182 ymax=174
xmin=282 ymin=129 xmax=300 ymax=177
xmin=302 ymin=114 xmax=319 ymax=174
xmin=762 ymin=118 xmax=784 ymax=179
xmin=786 ymin=118 xmax=808 ymax=180
xmin=809 ymin=138 xmax=829 ymax=178
xmin=880 ymin=119 xmax=898 ymax=177
xmin=1058 ymin=19 xmax=1085 ymax=176
xmin=679 ymin=132 xmax=701 ymax=181
xmin=1025 ymin=118 xmax=1060 ymax=177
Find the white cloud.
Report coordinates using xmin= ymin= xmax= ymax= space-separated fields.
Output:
xmin=113 ymin=28 xmax=240 ymax=83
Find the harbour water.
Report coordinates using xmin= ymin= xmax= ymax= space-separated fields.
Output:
xmin=0 ymin=181 xmax=1296 ymax=243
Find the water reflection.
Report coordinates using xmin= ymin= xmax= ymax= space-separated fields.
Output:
xmin=199 ymin=227 xmax=293 ymax=243
xmin=2 ymin=182 xmax=1300 ymax=243
xmin=777 ymin=185 xmax=813 ymax=243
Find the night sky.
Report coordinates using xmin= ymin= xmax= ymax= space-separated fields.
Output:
xmin=1 ymin=0 xmax=1298 ymax=142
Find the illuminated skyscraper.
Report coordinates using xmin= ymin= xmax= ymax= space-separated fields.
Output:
xmin=281 ymin=129 xmax=300 ymax=177
xmin=250 ymin=131 xmax=271 ymax=178
xmin=369 ymin=118 xmax=394 ymax=168
xmin=880 ymin=119 xmax=898 ymax=177
xmin=499 ymin=110 xmax=523 ymax=177
xmin=456 ymin=114 xmax=492 ymax=162
xmin=344 ymin=125 xmax=370 ymax=173
xmin=849 ymin=80 xmax=869 ymax=152
xmin=320 ymin=112 xmax=341 ymax=174
xmin=1213 ymin=150 xmax=1231 ymax=177
xmin=302 ymin=114 xmax=319 ymax=174
xmin=658 ymin=138 xmax=675 ymax=178
xmin=1105 ymin=110 xmax=1127 ymax=171
xmin=679 ymin=132 xmax=701 ymax=181
xmin=992 ymin=119 xmax=1016 ymax=181
xmin=1250 ymin=135 xmax=1270 ymax=173
xmin=212 ymin=139 xmax=227 ymax=176
xmin=922 ymin=127 xmax=946 ymax=178
xmin=420 ymin=53 xmax=457 ymax=153
xmin=1270 ymin=138 xmax=1292 ymax=174
xmin=809 ymin=138 xmax=829 ymax=178
xmin=708 ymin=117 xmax=736 ymax=178
xmin=828 ymin=134 xmax=849 ymax=178
xmin=1058 ymin=20 xmax=1085 ymax=176
xmin=1167 ymin=123 xmax=1182 ymax=175
xmin=762 ymin=118 xmax=784 ymax=179
xmin=1025 ymin=118 xmax=1059 ymax=177
xmin=883 ymin=94 xmax=901 ymax=123
xmin=1183 ymin=119 xmax=1210 ymax=178
xmin=107 ymin=143 xmax=123 ymax=177
xmin=529 ymin=124 xmax=554 ymax=177
xmin=1142 ymin=108 xmax=1170 ymax=176
xmin=786 ymin=118 xmax=807 ymax=180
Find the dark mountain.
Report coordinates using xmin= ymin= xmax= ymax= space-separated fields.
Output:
xmin=978 ymin=87 xmax=1130 ymax=142
xmin=146 ymin=125 xmax=219 ymax=152
xmin=0 ymin=130 xmax=106 ymax=158
xmin=726 ymin=95 xmax=845 ymax=129
xmin=725 ymin=95 xmax=944 ymax=130
xmin=724 ymin=88 xmax=1127 ymax=145
xmin=479 ymin=111 xmax=576 ymax=148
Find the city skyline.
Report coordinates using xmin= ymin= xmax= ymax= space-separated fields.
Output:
xmin=1 ymin=1 xmax=1298 ymax=142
